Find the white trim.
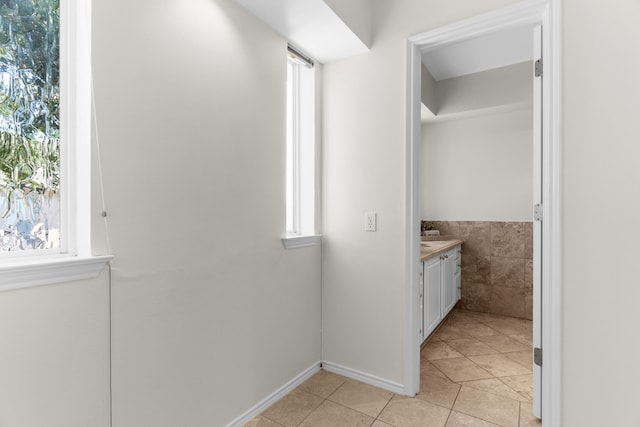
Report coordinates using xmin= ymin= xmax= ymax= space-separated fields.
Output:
xmin=225 ymin=362 xmax=321 ymax=427
xmin=287 ymin=58 xmax=302 ymax=236
xmin=403 ymin=37 xmax=422 ymax=397
xmin=322 ymin=361 xmax=405 ymax=395
xmin=73 ymin=0 xmax=93 ymax=257
xmin=408 ymin=0 xmax=549 ymax=48
xmin=59 ymin=0 xmax=72 ymax=254
xmin=281 ymin=235 xmax=322 ymax=249
xmin=405 ymin=1 xmax=561 ymax=425
xmin=286 ymin=57 xmax=317 ymax=238
xmin=542 ymin=1 xmax=562 ymax=425
xmin=60 ymin=0 xmax=93 ymax=256
xmin=0 ymin=256 xmax=112 ymax=292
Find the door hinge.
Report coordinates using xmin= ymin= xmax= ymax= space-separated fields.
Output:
xmin=534 ymin=347 xmax=543 ymax=367
xmin=535 ymin=58 xmax=543 ymax=77
xmin=534 ymin=203 xmax=543 ymax=222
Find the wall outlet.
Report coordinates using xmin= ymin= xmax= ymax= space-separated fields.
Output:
xmin=365 ymin=212 xmax=377 ymax=232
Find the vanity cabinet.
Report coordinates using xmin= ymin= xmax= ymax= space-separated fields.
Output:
xmin=422 ymin=244 xmax=461 ymax=340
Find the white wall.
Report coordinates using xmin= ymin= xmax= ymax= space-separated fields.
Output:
xmin=421 ymin=109 xmax=533 ymax=222
xmin=562 ymin=1 xmax=640 ymax=425
xmin=436 ymin=61 xmax=531 ymax=115
xmin=92 ymin=0 xmax=323 ymax=426
xmin=90 ymin=1 xmax=322 ymax=425
xmin=421 ymin=64 xmax=438 ymax=114
xmin=0 ymin=273 xmax=110 ymax=427
xmin=321 ymin=45 xmax=405 ymax=381
xmin=422 ymin=62 xmax=533 ymax=222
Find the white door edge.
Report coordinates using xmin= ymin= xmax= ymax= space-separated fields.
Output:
xmin=532 ymin=22 xmax=543 ymax=419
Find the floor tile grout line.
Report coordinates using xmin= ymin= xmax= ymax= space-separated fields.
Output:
xmin=501 ymin=352 xmax=535 ymax=371
xmin=323 ymin=377 xmax=348 ymax=401
xmin=253 ymin=413 xmax=287 ymax=427
xmin=495 ymin=376 xmax=533 ymax=402
xmin=293 ymin=391 xmax=327 ymax=427
xmin=302 ymin=377 xmax=393 ymax=424
xmin=458 ymin=381 xmax=528 ymax=427
xmin=445 ymin=382 xmax=464 ymax=424
xmin=488 ymin=371 xmax=533 ymax=379
xmin=442 ymin=409 xmax=454 ymax=426
xmin=412 ymin=376 xmax=461 ymax=412
xmin=518 ymin=400 xmax=522 ymax=427
xmin=426 ymin=357 xmax=475 ymax=384
xmin=472 ymin=316 xmax=531 ymax=333
xmin=372 ymin=394 xmax=396 ymax=425
xmin=258 ymin=412 xmax=290 ymax=427
xmin=325 ymin=393 xmax=389 ymax=421
xmin=458 ymin=380 xmax=532 ymax=405
xmin=260 ymin=386 xmax=331 ymax=427
xmin=472 ymin=337 xmax=531 ymax=355
xmin=452 ymin=403 xmax=512 ymax=427
xmin=439 ymin=335 xmax=505 ymax=354
xmin=302 ymin=377 xmax=350 ymax=425
xmin=421 ymin=358 xmax=453 ymax=383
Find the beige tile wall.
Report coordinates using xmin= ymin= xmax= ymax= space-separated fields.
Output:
xmin=429 ymin=221 xmax=533 ymax=320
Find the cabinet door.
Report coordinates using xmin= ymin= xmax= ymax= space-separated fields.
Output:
xmin=441 ymin=249 xmax=457 ymax=316
xmin=423 ymin=257 xmax=442 ymax=338
xmin=419 ymin=265 xmax=424 ymax=340
xmin=454 ymin=246 xmax=461 ymax=301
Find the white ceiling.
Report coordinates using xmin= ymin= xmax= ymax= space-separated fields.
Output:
xmin=422 ymin=25 xmax=534 ymax=81
xmin=232 ymin=0 xmax=369 ymax=63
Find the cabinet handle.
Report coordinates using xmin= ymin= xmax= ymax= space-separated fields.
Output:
xmin=443 ymin=254 xmax=448 ymax=259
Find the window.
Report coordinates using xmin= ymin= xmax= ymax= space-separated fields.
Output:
xmin=284 ymin=45 xmax=318 ymax=248
xmin=0 ymin=0 xmax=60 ymax=252
xmin=0 ymin=0 xmax=109 ymax=290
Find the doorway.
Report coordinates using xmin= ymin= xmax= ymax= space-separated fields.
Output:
xmin=404 ymin=0 xmax=561 ymax=425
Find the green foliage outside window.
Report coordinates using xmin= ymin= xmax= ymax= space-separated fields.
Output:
xmin=0 ymin=0 xmax=60 ymax=250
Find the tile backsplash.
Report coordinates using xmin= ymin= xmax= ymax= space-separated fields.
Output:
xmin=428 ymin=220 xmax=533 ymax=320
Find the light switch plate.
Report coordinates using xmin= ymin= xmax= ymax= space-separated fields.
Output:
xmin=365 ymin=212 xmax=377 ymax=232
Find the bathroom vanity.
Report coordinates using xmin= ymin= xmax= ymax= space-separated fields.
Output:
xmin=420 ymin=239 xmax=462 ymax=341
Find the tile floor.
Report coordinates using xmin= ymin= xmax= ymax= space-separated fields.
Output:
xmin=244 ymin=309 xmax=542 ymax=427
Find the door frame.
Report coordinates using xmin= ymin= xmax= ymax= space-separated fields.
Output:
xmin=403 ymin=0 xmax=561 ymax=425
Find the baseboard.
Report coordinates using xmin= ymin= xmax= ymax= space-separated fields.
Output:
xmin=321 ymin=360 xmax=405 ymax=395
xmin=225 ymin=361 xmax=321 ymax=427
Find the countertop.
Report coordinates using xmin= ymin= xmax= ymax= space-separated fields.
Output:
xmin=420 ymin=238 xmax=464 ymax=262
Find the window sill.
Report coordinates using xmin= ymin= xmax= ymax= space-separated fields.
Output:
xmin=281 ymin=235 xmax=322 ymax=249
xmin=0 ymin=255 xmax=113 ymax=292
